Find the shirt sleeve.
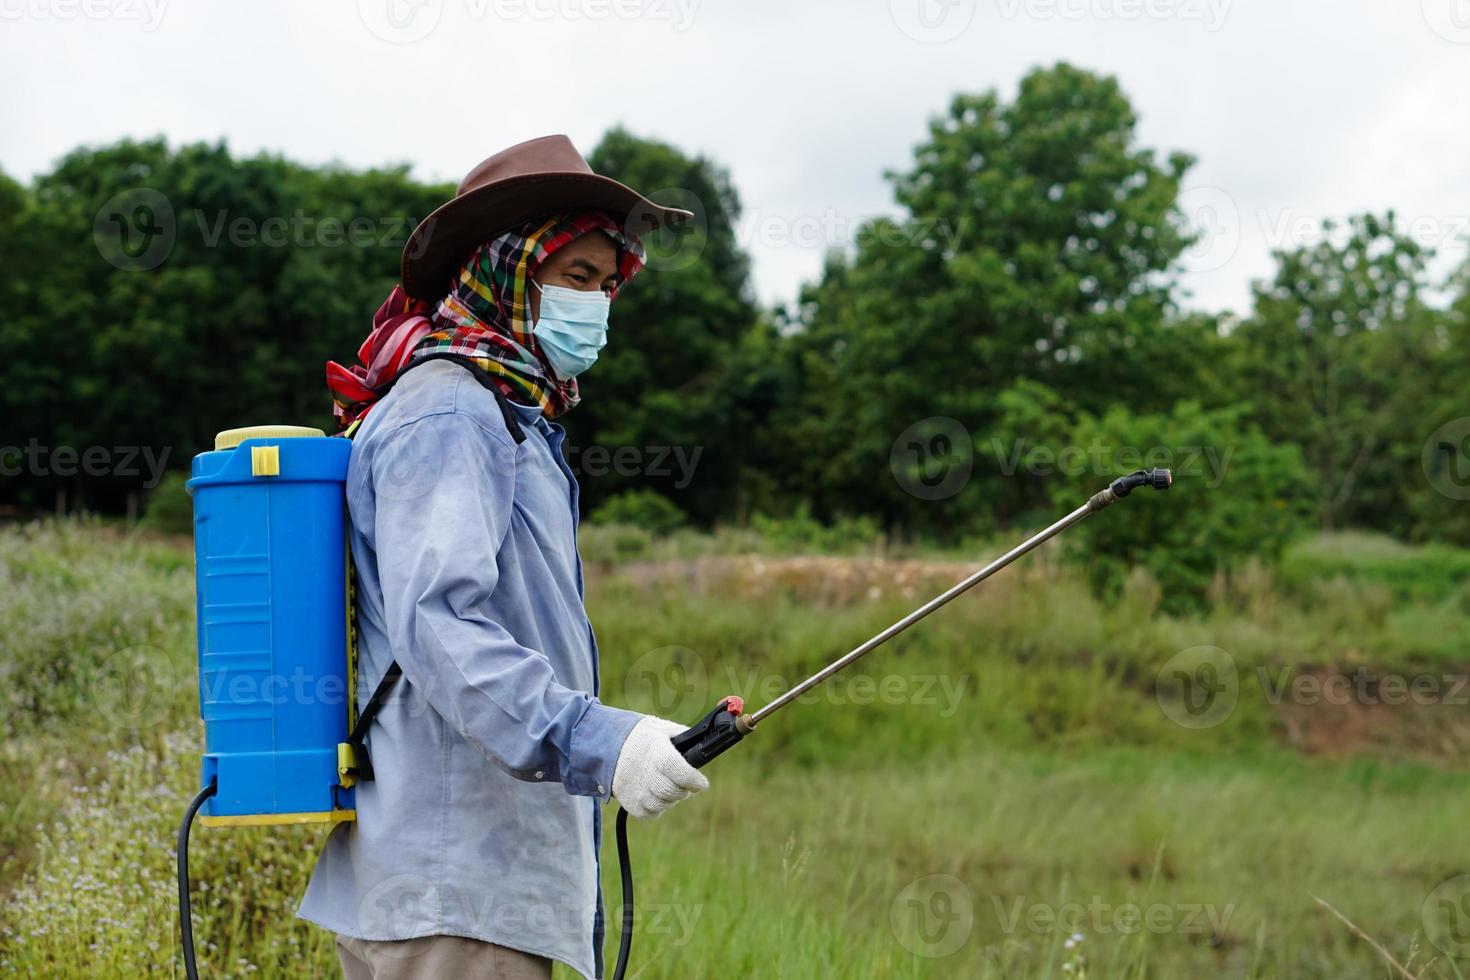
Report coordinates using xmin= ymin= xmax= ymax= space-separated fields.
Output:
xmin=365 ymin=408 xmax=640 ymax=800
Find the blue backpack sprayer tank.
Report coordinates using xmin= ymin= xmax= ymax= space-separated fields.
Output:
xmin=175 ymin=424 xmax=368 ymax=980
xmin=173 ymin=406 xmax=1172 ymax=978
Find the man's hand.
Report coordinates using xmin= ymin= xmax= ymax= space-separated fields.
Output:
xmin=612 ymin=716 xmax=710 ymax=819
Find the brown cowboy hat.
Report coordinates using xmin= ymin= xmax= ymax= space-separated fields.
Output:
xmin=400 ymin=134 xmax=693 ymax=300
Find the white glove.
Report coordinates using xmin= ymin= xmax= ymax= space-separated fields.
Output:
xmin=612 ymin=716 xmax=710 ymax=819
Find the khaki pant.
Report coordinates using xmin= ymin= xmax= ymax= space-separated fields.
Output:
xmin=335 ymin=934 xmax=553 ymax=980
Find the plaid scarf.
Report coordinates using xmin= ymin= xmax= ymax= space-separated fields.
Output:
xmin=326 ymin=212 xmax=643 ymax=426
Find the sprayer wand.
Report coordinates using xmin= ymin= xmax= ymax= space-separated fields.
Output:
xmin=611 ymin=468 xmax=1172 ymax=980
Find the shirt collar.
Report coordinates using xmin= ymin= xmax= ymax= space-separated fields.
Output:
xmin=507 ymin=399 xmax=545 ymax=427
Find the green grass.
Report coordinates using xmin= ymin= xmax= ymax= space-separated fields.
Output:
xmin=4 ymin=522 xmax=1470 ymax=977
xmin=1280 ymin=530 xmax=1470 ymax=605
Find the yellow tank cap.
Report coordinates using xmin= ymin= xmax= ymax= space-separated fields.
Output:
xmin=214 ymin=425 xmax=326 ymax=451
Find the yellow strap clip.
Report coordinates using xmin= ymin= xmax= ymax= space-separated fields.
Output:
xmin=251 ymin=444 xmax=280 ymax=477
xmin=337 ymin=742 xmax=359 ymax=789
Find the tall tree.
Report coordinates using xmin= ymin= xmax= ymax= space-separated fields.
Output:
xmin=0 ymin=139 xmax=447 ymax=511
xmin=1231 ymin=213 xmax=1441 ymax=532
xmin=571 ymin=127 xmax=760 ymax=523
xmin=779 ymin=63 xmax=1208 ymax=535
xmin=1402 ymin=258 xmax=1470 ymax=544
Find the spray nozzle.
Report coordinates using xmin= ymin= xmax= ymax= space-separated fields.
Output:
xmin=1109 ymin=468 xmax=1173 ymax=498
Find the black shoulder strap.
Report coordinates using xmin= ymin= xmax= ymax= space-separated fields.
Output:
xmin=343 ymin=661 xmax=400 ymax=782
xmin=339 ymin=353 xmax=529 ymax=782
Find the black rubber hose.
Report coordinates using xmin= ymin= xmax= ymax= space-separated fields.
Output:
xmin=611 ymin=806 xmax=634 ymax=980
xmin=177 ymin=779 xmax=217 ymax=980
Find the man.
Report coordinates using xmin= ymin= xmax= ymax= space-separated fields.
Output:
xmin=305 ymin=135 xmax=710 ymax=980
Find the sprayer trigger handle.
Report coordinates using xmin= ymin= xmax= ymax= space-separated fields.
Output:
xmin=670 ymin=696 xmax=748 ymax=769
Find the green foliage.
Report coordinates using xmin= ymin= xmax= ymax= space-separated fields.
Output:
xmin=747 ymin=506 xmax=885 ymax=555
xmin=0 ymin=64 xmax=1465 ymax=560
xmin=1278 ymin=531 xmax=1470 ymax=605
xmin=578 ymin=522 xmax=656 ymax=564
xmin=588 ymin=488 xmax=688 ymax=534
xmin=1405 ymin=261 xmax=1470 ymax=546
xmin=776 ymin=63 xmax=1215 ymax=536
xmin=1 ymin=734 xmax=337 ymax=977
xmin=1230 ymin=213 xmax=1444 ymax=535
xmin=1048 ymin=401 xmax=1313 ymax=608
xmin=140 ymin=471 xmax=193 ymax=536
xmin=0 ymin=520 xmax=195 ymax=739
xmin=571 ymin=127 xmax=762 ymax=523
xmin=0 ymin=138 xmax=446 ymax=509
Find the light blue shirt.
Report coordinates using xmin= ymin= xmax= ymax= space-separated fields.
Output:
xmin=298 ymin=359 xmax=641 ymax=979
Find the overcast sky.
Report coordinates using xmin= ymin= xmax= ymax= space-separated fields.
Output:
xmin=3 ymin=0 xmax=1468 ymax=315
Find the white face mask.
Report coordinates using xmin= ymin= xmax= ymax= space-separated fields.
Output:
xmin=531 ymin=282 xmax=611 ymax=379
